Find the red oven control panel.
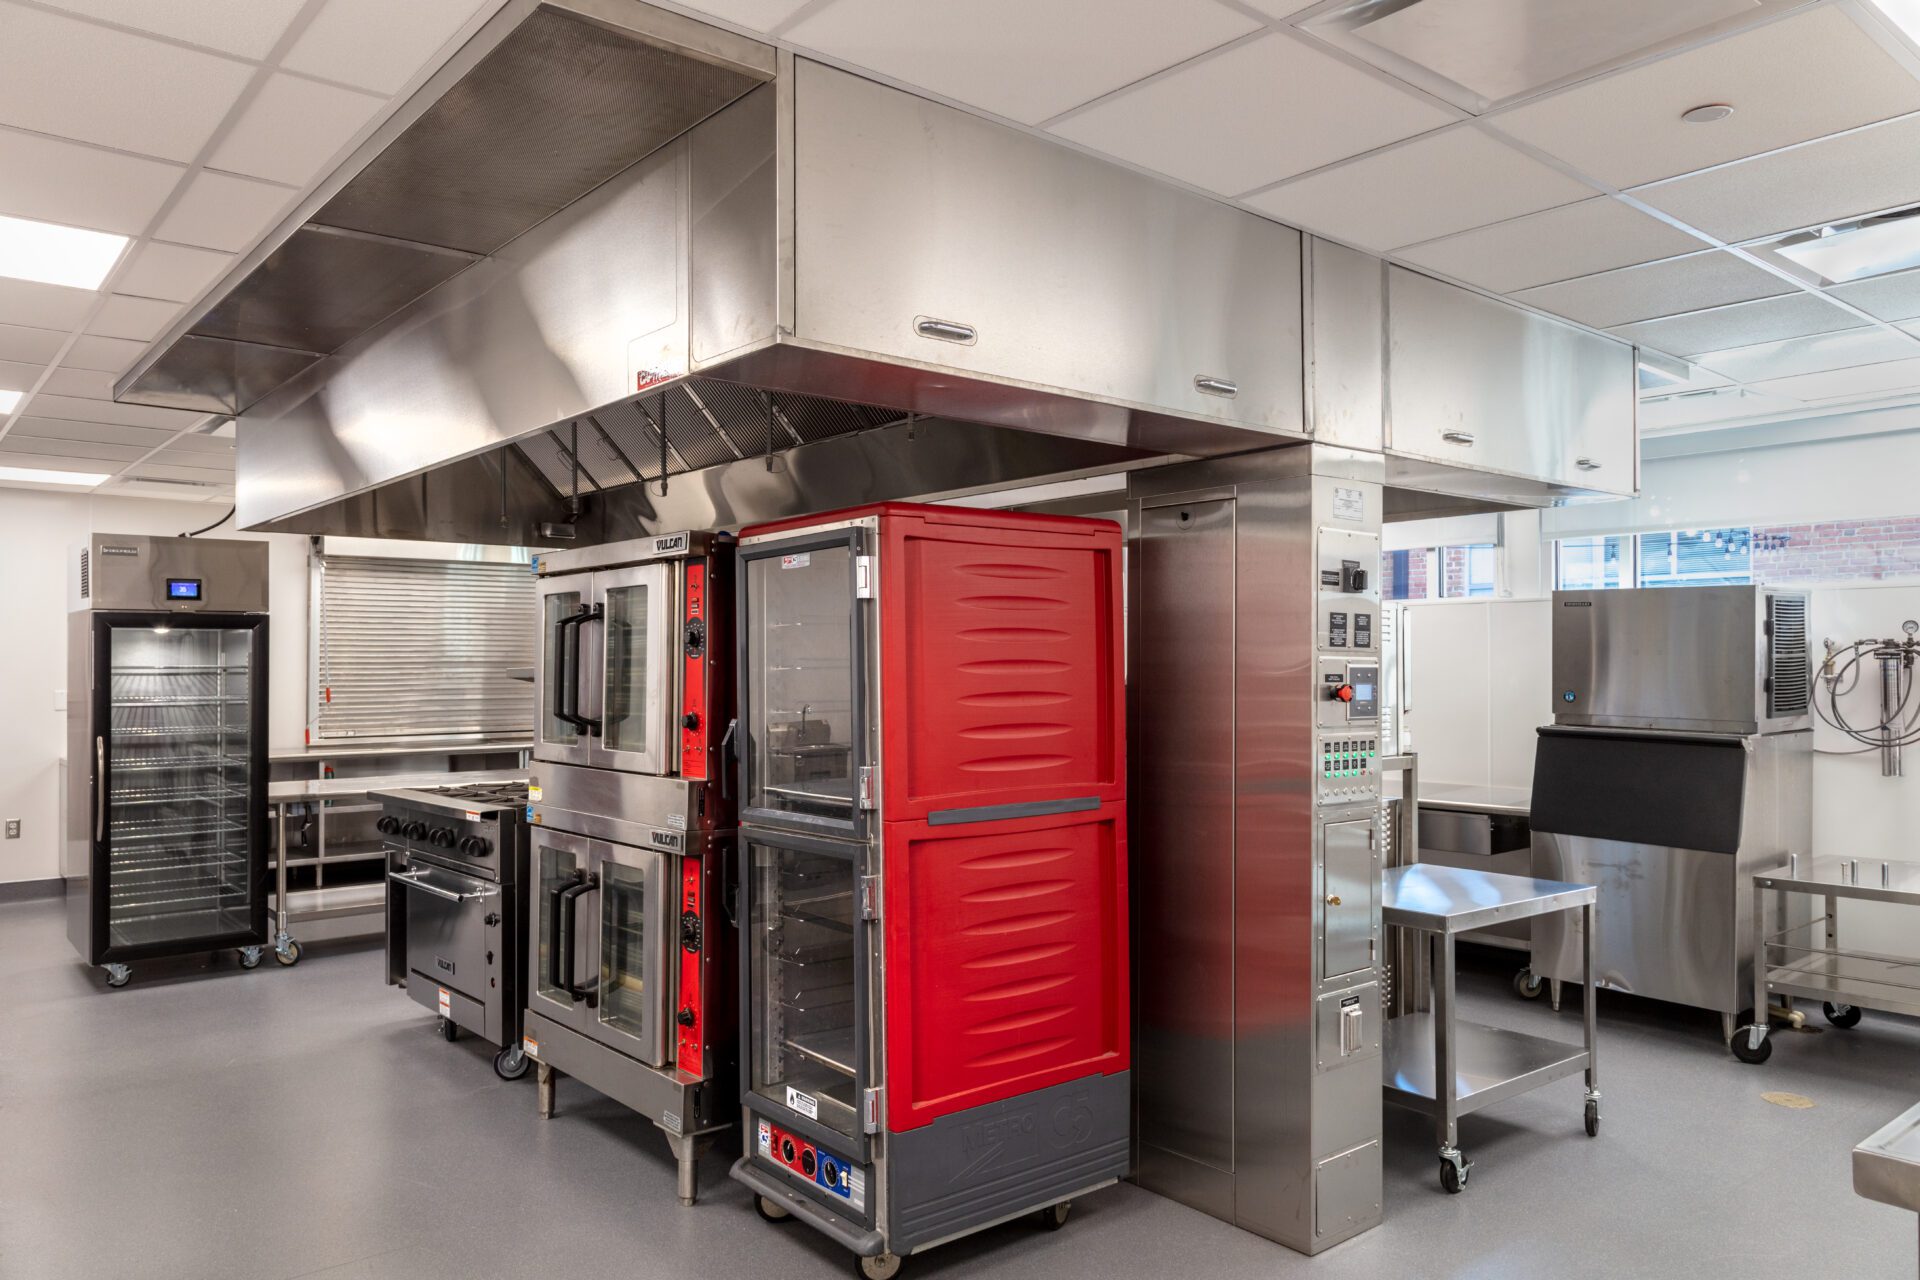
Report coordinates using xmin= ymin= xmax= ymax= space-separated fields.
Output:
xmin=675 ymin=856 xmax=703 ymax=1076
xmin=680 ymin=563 xmax=708 ymax=780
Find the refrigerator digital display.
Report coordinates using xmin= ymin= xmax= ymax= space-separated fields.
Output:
xmin=166 ymin=578 xmax=202 ymax=601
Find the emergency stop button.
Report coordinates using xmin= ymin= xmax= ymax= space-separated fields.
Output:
xmin=1330 ymin=684 xmax=1355 ymax=703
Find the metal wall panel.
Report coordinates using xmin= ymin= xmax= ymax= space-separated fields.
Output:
xmin=313 ymin=555 xmax=536 ymax=741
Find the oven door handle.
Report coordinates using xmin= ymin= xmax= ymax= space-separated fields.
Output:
xmin=552 ymin=872 xmax=599 ymax=1004
xmin=553 ymin=607 xmax=590 ymax=734
xmin=388 ymin=868 xmax=498 ymax=902
xmin=561 ymin=604 xmax=604 ymax=738
xmin=719 ymin=717 xmax=737 ymax=803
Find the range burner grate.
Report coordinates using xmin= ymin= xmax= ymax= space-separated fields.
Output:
xmin=422 ymin=782 xmax=530 ymax=809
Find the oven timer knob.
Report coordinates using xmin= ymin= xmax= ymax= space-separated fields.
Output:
xmin=684 ymin=619 xmax=706 ymax=657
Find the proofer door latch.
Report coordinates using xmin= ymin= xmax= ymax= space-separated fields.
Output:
xmin=1339 ymin=1000 xmax=1364 ymax=1057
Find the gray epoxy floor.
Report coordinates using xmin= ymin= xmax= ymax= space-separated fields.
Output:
xmin=3 ymin=896 xmax=1916 ymax=1280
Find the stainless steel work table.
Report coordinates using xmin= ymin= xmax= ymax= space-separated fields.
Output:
xmin=1381 ymin=863 xmax=1601 ymax=1193
xmin=1739 ymin=856 xmax=1920 ymax=1063
xmin=267 ymin=769 xmax=527 ymax=964
xmin=1856 ymin=1102 xmax=1920 ymax=1277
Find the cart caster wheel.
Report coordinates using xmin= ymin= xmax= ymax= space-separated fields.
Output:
xmin=1439 ymin=1155 xmax=1469 ymax=1195
xmin=1823 ymin=1002 xmax=1863 ymax=1029
xmin=104 ymin=964 xmax=131 ymax=989
xmin=1513 ymin=968 xmax=1545 ymax=1000
xmin=857 ymin=1253 xmax=902 ymax=1280
xmin=493 ymin=1044 xmax=530 ymax=1081
xmin=275 ymin=940 xmax=302 ymax=967
xmin=237 ymin=946 xmax=262 ymax=969
xmin=756 ymin=1195 xmax=793 ymax=1224
xmin=1584 ymin=1100 xmax=1600 ymax=1138
xmin=1731 ymin=1026 xmax=1772 ymax=1064
xmin=439 ymin=1017 xmax=458 ymax=1043
xmin=1038 ymin=1201 xmax=1071 ymax=1230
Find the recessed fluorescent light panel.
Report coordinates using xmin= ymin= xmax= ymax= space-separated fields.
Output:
xmin=0 ymin=465 xmax=110 ymax=486
xmin=0 ymin=214 xmax=129 ymax=290
xmin=1766 ymin=207 xmax=1920 ymax=285
xmin=0 ymin=389 xmax=22 ymax=413
xmin=1866 ymin=0 xmax=1920 ymax=48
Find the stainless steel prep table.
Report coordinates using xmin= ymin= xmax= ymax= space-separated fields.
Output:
xmin=1382 ymin=863 xmax=1601 ymax=1193
xmin=1856 ymin=1102 xmax=1920 ymax=1277
xmin=267 ymin=769 xmax=526 ymax=963
xmin=1738 ymin=856 xmax=1920 ymax=1062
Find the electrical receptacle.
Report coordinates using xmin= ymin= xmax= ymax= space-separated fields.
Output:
xmin=4 ymin=820 xmax=18 ymax=839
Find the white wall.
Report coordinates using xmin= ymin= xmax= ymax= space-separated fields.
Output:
xmin=1399 ymin=598 xmax=1554 ymax=789
xmin=0 ymin=489 xmax=309 ymax=885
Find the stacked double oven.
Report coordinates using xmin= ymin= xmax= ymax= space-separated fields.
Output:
xmin=728 ymin=503 xmax=1130 ymax=1279
xmin=523 ymin=532 xmax=735 ymax=1206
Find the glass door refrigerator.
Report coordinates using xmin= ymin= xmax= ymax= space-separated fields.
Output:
xmin=65 ymin=535 xmax=270 ymax=989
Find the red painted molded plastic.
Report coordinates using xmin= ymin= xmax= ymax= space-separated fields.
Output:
xmin=882 ymin=807 xmax=1129 ymax=1132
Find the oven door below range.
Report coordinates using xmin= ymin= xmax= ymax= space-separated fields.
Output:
xmin=392 ymin=859 xmax=501 ymax=1008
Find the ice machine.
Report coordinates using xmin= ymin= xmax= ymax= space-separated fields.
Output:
xmin=728 ymin=502 xmax=1129 ymax=1278
xmin=64 ymin=534 xmax=271 ymax=988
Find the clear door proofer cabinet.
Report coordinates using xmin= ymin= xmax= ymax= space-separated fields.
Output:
xmin=729 ymin=503 xmax=1130 ymax=1279
xmin=65 ymin=535 xmax=270 ymax=989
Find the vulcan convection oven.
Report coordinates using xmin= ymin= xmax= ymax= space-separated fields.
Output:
xmin=64 ymin=534 xmax=270 ymax=989
xmin=728 ymin=503 xmax=1129 ymax=1280
xmin=522 ymin=531 xmax=737 ymax=1206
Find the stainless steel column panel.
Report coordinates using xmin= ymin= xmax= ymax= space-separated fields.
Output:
xmin=1305 ymin=238 xmax=1384 ymax=454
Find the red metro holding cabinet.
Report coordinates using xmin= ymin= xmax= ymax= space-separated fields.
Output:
xmin=728 ymin=503 xmax=1129 ymax=1278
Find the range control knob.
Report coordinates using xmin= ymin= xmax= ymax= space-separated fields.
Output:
xmin=376 ymin=816 xmax=400 ymax=835
xmin=401 ymin=820 xmax=429 ymax=840
xmin=460 ymin=835 xmax=490 ymax=857
xmin=1329 ymin=684 xmax=1355 ymax=703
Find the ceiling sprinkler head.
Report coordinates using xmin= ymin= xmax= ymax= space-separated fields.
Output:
xmin=1681 ymin=103 xmax=1735 ymax=124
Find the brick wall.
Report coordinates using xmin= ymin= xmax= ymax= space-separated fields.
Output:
xmin=1384 ymin=549 xmax=1432 ymax=600
xmin=1442 ymin=546 xmax=1469 ymax=597
xmin=1752 ymin=518 xmax=1920 ymax=584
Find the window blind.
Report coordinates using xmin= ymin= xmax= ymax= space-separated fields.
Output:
xmin=314 ymin=555 xmax=535 ymax=741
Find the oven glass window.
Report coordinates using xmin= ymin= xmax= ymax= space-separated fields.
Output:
xmin=534 ymin=842 xmax=582 ymax=1007
xmin=599 ymin=859 xmax=653 ymax=1042
xmin=750 ymin=841 xmax=858 ymax=1137
xmin=541 ymin=591 xmax=582 ymax=747
xmin=747 ymin=546 xmax=856 ymax=823
xmin=602 ymin=583 xmax=650 ymax=756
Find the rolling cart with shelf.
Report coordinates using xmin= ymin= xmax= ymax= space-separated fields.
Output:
xmin=1381 ymin=863 xmax=1601 ymax=1193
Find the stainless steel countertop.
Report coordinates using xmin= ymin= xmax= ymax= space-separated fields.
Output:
xmin=270 ymin=739 xmax=530 ymax=761
xmin=1382 ymin=864 xmax=1594 ymax=934
xmin=1757 ymin=856 xmax=1920 ymax=908
xmin=1856 ymin=1102 xmax=1920 ymax=1213
xmin=1417 ymin=783 xmax=1532 ymax=818
xmin=268 ymin=769 xmax=527 ymax=803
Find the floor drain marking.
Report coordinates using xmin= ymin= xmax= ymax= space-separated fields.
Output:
xmin=1761 ymin=1092 xmax=1815 ymax=1110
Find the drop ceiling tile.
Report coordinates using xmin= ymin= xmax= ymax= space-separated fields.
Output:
xmin=10 ymin=416 xmax=178 ymax=449
xmin=1639 ymin=386 xmax=1799 ymax=430
xmin=1634 ymin=113 xmax=1920 ymax=245
xmin=39 ymin=365 xmax=116 ymax=400
xmin=1513 ymin=250 xmax=1790 ymax=329
xmin=0 ymin=435 xmax=148 ymax=463
xmin=1051 ymin=32 xmax=1458 ymax=195
xmin=0 ymin=359 xmax=47 ymax=393
xmin=164 ymin=432 xmax=238 ymax=456
xmin=0 ymin=449 xmax=115 ymax=476
xmin=787 ymin=0 xmax=1260 ymax=127
xmin=0 ymin=130 xmax=185 ymax=237
xmin=284 ymin=0 xmax=499 ymax=94
xmin=207 ymin=73 xmax=386 ymax=187
xmin=153 ymin=171 xmax=295 ymax=252
xmin=102 ymin=478 xmax=219 ymax=500
xmin=87 ymin=295 xmax=182 ymax=343
xmin=1491 ymin=8 xmax=1920 ymax=190
xmin=1692 ymin=327 xmax=1920 ymax=383
xmin=115 ymin=243 xmax=236 ymax=305
xmin=62 ymin=333 xmax=149 ymax=374
xmin=0 ymin=278 xmax=98 ymax=334
xmin=1397 ymin=196 xmax=1706 ymax=293
xmin=146 ymin=445 xmax=235 ymax=470
xmin=28 ymin=393 xmax=203 ymax=430
xmin=1240 ymin=0 xmax=1320 ymax=15
xmin=663 ymin=1 xmax=813 ymax=32
xmin=1244 ymin=126 xmax=1593 ymax=252
xmin=1750 ymin=355 xmax=1920 ymax=403
xmin=1612 ymin=292 xmax=1862 ymax=356
xmin=33 ymin=0 xmax=306 ymax=59
xmin=1830 ymin=267 xmax=1920 ymax=323
xmin=0 ymin=6 xmax=255 ymax=163
xmin=131 ymin=460 xmax=235 ymax=482
xmin=0 ymin=322 xmax=67 ymax=368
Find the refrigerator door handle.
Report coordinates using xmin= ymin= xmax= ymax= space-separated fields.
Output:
xmin=95 ymin=736 xmax=105 ymax=842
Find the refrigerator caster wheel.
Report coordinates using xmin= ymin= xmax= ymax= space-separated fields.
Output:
xmin=1038 ymin=1201 xmax=1071 ymax=1230
xmin=439 ymin=1017 xmax=458 ymax=1043
xmin=1584 ymin=1100 xmax=1600 ymax=1138
xmin=238 ymin=946 xmax=262 ymax=970
xmin=1730 ymin=1026 xmax=1771 ymax=1064
xmin=1513 ymin=968 xmax=1545 ymax=1000
xmin=1823 ymin=1002 xmax=1862 ymax=1029
xmin=275 ymin=940 xmax=302 ymax=967
xmin=493 ymin=1045 xmax=530 ymax=1080
xmin=1439 ymin=1152 xmax=1470 ymax=1194
xmin=104 ymin=964 xmax=131 ymax=989
xmin=756 ymin=1195 xmax=793 ymax=1224
xmin=858 ymin=1253 xmax=902 ymax=1280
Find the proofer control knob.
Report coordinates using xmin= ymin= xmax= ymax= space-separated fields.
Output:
xmin=376 ymin=816 xmax=400 ymax=835
xmin=1329 ymin=684 xmax=1355 ymax=703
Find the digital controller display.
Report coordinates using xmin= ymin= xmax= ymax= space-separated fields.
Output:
xmin=166 ymin=578 xmax=202 ymax=601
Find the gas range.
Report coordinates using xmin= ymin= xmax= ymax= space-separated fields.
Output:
xmin=371 ymin=778 xmax=529 ymax=881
